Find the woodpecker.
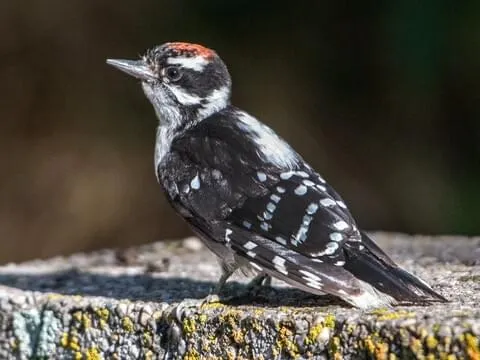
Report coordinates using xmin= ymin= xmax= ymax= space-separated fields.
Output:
xmin=107 ymin=42 xmax=446 ymax=309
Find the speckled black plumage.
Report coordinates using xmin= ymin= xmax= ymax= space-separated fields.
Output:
xmin=107 ymin=42 xmax=447 ymax=308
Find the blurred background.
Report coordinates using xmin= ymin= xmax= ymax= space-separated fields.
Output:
xmin=0 ymin=1 xmax=479 ymax=263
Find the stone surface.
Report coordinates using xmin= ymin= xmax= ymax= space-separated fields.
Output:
xmin=0 ymin=233 xmax=479 ymax=359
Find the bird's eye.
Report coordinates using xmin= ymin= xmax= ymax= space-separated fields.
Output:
xmin=164 ymin=66 xmax=182 ymax=82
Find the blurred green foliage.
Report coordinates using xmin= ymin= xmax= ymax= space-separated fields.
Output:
xmin=0 ymin=0 xmax=479 ymax=262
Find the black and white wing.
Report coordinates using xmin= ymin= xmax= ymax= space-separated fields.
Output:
xmin=162 ymin=108 xmax=446 ymax=308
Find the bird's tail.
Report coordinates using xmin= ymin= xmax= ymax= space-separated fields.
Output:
xmin=343 ymin=232 xmax=447 ymax=303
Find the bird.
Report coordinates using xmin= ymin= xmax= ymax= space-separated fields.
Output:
xmin=106 ymin=42 xmax=447 ymax=309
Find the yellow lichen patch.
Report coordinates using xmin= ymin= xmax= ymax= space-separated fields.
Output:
xmin=465 ymin=333 xmax=479 ymax=360
xmin=142 ymin=331 xmax=153 ymax=347
xmin=81 ymin=313 xmax=92 ymax=329
xmin=73 ymin=311 xmax=83 ymax=323
xmin=375 ymin=309 xmax=416 ymax=321
xmin=198 ymin=314 xmax=208 ymax=325
xmin=328 ymin=336 xmax=342 ymax=360
xmin=275 ymin=324 xmax=299 ymax=358
xmin=201 ymin=301 xmax=224 ymax=310
xmin=410 ymin=337 xmax=424 ymax=358
xmin=10 ymin=338 xmax=18 ymax=351
xmin=60 ymin=333 xmax=69 ymax=348
xmin=74 ymin=351 xmax=83 ymax=360
xmin=121 ymin=317 xmax=134 ymax=332
xmin=183 ymin=317 xmax=197 ymax=335
xmin=219 ymin=308 xmax=242 ymax=328
xmin=231 ymin=328 xmax=245 ymax=345
xmin=425 ymin=335 xmax=438 ymax=350
xmin=144 ymin=350 xmax=154 ymax=360
xmin=69 ymin=336 xmax=81 ymax=352
xmin=363 ymin=334 xmax=390 ymax=360
xmin=305 ymin=314 xmax=335 ymax=345
xmin=305 ymin=323 xmax=323 ymax=346
xmin=86 ymin=347 xmax=101 ymax=360
xmin=95 ymin=308 xmax=110 ymax=322
xmin=324 ymin=314 xmax=336 ymax=329
xmin=184 ymin=348 xmax=200 ymax=360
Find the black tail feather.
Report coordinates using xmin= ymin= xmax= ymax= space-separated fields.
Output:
xmin=343 ymin=233 xmax=447 ymax=303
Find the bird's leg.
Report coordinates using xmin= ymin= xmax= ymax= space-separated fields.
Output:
xmin=214 ymin=266 xmax=236 ymax=294
xmin=243 ymin=273 xmax=272 ymax=296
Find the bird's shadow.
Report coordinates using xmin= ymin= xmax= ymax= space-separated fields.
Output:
xmin=0 ymin=268 xmax=343 ymax=308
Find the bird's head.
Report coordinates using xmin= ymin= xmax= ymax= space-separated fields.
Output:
xmin=107 ymin=42 xmax=232 ymax=127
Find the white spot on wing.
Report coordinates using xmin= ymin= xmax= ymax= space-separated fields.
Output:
xmin=260 ymin=222 xmax=270 ymax=231
xmin=243 ymin=241 xmax=257 ymax=250
xmin=190 ymin=174 xmax=201 ymax=190
xmin=302 ymin=179 xmax=315 ymax=186
xmin=246 ymin=251 xmax=257 ymax=258
xmin=329 ymin=232 xmax=343 ymax=242
xmin=316 ymin=184 xmax=327 ymax=192
xmin=317 ymin=175 xmax=326 ymax=183
xmin=299 ymin=269 xmax=322 ymax=281
xmin=250 ymin=261 xmax=262 ymax=271
xmin=296 ymin=171 xmax=309 ymax=178
xmin=225 ymin=229 xmax=232 ymax=242
xmin=336 ymin=201 xmax=347 ymax=209
xmin=257 ymin=171 xmax=267 ymax=182
xmin=306 ymin=203 xmax=319 ymax=215
xmin=280 ymin=171 xmax=294 ymax=180
xmin=266 ymin=202 xmax=276 ymax=213
xmin=294 ymin=185 xmax=308 ymax=196
xmin=263 ymin=212 xmax=273 ymax=220
xmin=311 ymin=241 xmax=339 ymax=257
xmin=305 ymin=281 xmax=323 ymax=290
xmin=320 ymin=198 xmax=336 ymax=207
xmin=276 ymin=186 xmax=286 ymax=193
xmin=272 ymin=256 xmax=288 ymax=275
xmin=275 ymin=236 xmax=287 ymax=245
xmin=242 ymin=221 xmax=252 ymax=229
xmin=270 ymin=194 xmax=281 ymax=203
xmin=333 ymin=220 xmax=349 ymax=230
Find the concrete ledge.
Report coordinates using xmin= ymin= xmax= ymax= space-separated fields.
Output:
xmin=0 ymin=233 xmax=478 ymax=359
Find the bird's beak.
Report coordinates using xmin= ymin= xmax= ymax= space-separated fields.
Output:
xmin=106 ymin=58 xmax=156 ymax=81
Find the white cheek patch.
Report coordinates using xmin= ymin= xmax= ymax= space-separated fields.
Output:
xmin=168 ymin=85 xmax=202 ymax=105
xmin=167 ymin=56 xmax=209 ymax=71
